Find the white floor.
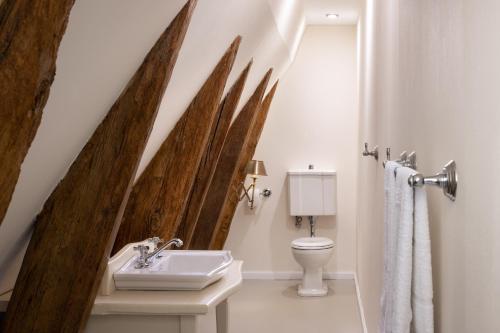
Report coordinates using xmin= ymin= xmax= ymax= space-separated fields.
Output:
xmin=199 ymin=279 xmax=363 ymax=333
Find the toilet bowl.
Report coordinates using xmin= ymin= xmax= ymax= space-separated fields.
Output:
xmin=291 ymin=237 xmax=335 ymax=297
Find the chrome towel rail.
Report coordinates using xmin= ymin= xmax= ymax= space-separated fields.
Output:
xmin=408 ymin=160 xmax=458 ymax=201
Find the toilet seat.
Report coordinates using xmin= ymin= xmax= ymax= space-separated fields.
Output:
xmin=291 ymin=237 xmax=335 ymax=250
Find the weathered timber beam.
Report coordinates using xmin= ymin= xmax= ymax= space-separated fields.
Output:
xmin=177 ymin=61 xmax=252 ymax=249
xmin=112 ymin=37 xmax=241 ymax=254
xmin=189 ymin=69 xmax=273 ymax=250
xmin=0 ymin=0 xmax=76 ymax=225
xmin=211 ymin=80 xmax=279 ymax=250
xmin=1 ymin=1 xmax=196 ymax=332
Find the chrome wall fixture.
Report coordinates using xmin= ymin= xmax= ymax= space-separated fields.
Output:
xmin=396 ymin=151 xmax=408 ymax=165
xmin=404 ymin=152 xmax=417 ymax=169
xmin=362 ymin=142 xmax=379 ymax=160
xmin=382 ymin=148 xmax=391 ymax=167
xmin=382 ymin=147 xmax=457 ymax=201
xmin=408 ymin=160 xmax=458 ymax=201
xmin=383 ymin=149 xmax=417 ymax=170
xmin=240 ymin=160 xmax=270 ymax=209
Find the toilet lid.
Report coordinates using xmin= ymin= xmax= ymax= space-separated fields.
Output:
xmin=291 ymin=237 xmax=335 ymax=250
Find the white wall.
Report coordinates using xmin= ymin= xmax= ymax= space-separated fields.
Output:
xmin=357 ymin=0 xmax=500 ymax=332
xmin=0 ymin=0 xmax=305 ymax=292
xmin=225 ymin=25 xmax=359 ymax=274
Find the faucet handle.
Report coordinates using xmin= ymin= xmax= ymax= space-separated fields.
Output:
xmin=133 ymin=245 xmax=150 ymax=268
xmin=147 ymin=237 xmax=163 ymax=250
xmin=133 ymin=244 xmax=150 ymax=258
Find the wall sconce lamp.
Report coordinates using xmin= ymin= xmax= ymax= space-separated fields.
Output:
xmin=240 ymin=160 xmax=271 ymax=209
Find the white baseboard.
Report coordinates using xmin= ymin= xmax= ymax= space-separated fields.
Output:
xmin=242 ymin=270 xmax=355 ymax=280
xmin=354 ymin=273 xmax=368 ymax=333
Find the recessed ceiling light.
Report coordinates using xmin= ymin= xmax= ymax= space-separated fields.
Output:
xmin=326 ymin=13 xmax=340 ymax=19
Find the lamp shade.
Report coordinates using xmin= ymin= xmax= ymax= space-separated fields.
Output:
xmin=246 ymin=160 xmax=267 ymax=177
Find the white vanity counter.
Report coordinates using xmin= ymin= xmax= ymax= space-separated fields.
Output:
xmin=92 ymin=260 xmax=242 ymax=315
xmin=0 ymin=260 xmax=243 ymax=333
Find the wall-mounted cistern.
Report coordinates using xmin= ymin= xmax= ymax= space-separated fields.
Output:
xmin=362 ymin=142 xmax=379 ymax=160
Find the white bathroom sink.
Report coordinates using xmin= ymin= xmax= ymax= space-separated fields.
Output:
xmin=113 ymin=250 xmax=233 ymax=291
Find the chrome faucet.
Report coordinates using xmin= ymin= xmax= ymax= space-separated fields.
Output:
xmin=133 ymin=238 xmax=183 ymax=269
xmin=147 ymin=238 xmax=183 ymax=260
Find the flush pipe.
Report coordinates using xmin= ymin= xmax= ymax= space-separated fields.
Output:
xmin=295 ymin=216 xmax=317 ymax=236
xmin=308 ymin=216 xmax=316 ymax=237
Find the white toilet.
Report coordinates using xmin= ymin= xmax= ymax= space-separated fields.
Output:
xmin=291 ymin=236 xmax=335 ymax=296
xmin=288 ymin=169 xmax=337 ymax=297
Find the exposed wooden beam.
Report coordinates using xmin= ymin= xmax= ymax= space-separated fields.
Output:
xmin=1 ymin=2 xmax=196 ymax=332
xmin=112 ymin=37 xmax=241 ymax=254
xmin=0 ymin=0 xmax=76 ymax=225
xmin=189 ymin=69 xmax=273 ymax=250
xmin=177 ymin=61 xmax=252 ymax=249
xmin=211 ymin=80 xmax=279 ymax=250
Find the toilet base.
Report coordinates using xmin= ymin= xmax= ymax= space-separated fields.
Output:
xmin=298 ymin=282 xmax=328 ymax=297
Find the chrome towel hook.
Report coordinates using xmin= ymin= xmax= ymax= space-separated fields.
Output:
xmin=403 ymin=151 xmax=417 ymax=170
xmin=362 ymin=142 xmax=379 ymax=161
xmin=383 ymin=150 xmax=416 ymax=169
xmin=408 ymin=160 xmax=458 ymax=201
xmin=396 ymin=151 xmax=408 ymax=164
xmin=382 ymin=148 xmax=391 ymax=167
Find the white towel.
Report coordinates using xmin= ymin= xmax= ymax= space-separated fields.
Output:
xmin=412 ymin=186 xmax=434 ymax=333
xmin=391 ymin=166 xmax=415 ymax=333
xmin=380 ymin=161 xmax=400 ymax=332
xmin=381 ymin=166 xmax=434 ymax=333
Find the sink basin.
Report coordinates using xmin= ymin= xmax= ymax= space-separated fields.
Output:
xmin=113 ymin=250 xmax=233 ymax=291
